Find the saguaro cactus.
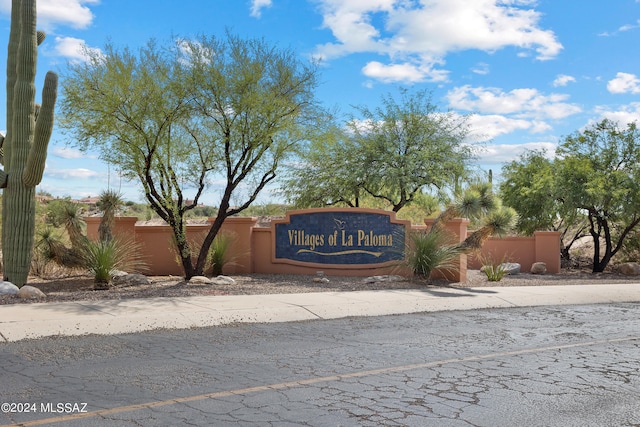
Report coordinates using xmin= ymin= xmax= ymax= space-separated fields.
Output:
xmin=1 ymin=0 xmax=58 ymax=287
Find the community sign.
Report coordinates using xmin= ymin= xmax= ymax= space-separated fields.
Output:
xmin=273 ymin=209 xmax=407 ymax=266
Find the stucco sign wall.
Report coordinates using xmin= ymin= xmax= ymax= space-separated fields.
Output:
xmin=273 ymin=209 xmax=407 ymax=267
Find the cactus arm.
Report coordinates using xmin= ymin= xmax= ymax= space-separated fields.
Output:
xmin=23 ymin=71 xmax=57 ymax=187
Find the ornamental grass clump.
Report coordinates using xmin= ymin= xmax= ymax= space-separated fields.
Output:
xmin=406 ymin=228 xmax=461 ymax=280
xmin=479 ymin=255 xmax=510 ymax=282
xmin=82 ymin=236 xmax=143 ymax=290
xmin=207 ymin=231 xmax=234 ymax=276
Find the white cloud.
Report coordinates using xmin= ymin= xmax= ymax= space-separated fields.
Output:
xmin=593 ymin=102 xmax=640 ymax=127
xmin=313 ymin=0 xmax=562 ymax=83
xmin=600 ymin=19 xmax=640 ymax=36
xmin=553 ymin=74 xmax=576 ymax=87
xmin=477 ymin=142 xmax=557 ymax=165
xmin=250 ymin=0 xmax=272 ymax=18
xmin=0 ymin=0 xmax=99 ymax=31
xmin=51 ymin=146 xmax=93 ymax=159
xmin=472 ymin=62 xmax=490 ymax=75
xmin=45 ymin=168 xmax=101 ymax=180
xmin=618 ymin=20 xmax=640 ymax=32
xmin=607 ymin=72 xmax=640 ymax=94
xmin=361 ymin=61 xmax=448 ymax=83
xmin=446 ymin=85 xmax=582 ymax=120
xmin=467 ymin=114 xmax=551 ymax=142
xmin=53 ymin=36 xmax=102 ymax=63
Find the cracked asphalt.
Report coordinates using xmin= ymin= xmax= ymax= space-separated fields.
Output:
xmin=1 ymin=303 xmax=639 ymax=426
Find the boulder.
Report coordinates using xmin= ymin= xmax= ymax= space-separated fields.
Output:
xmin=211 ymin=275 xmax=236 ymax=285
xmin=530 ymin=262 xmax=547 ymax=275
xmin=0 ymin=281 xmax=19 ymax=295
xmin=17 ymin=285 xmax=46 ymax=299
xmin=616 ymin=262 xmax=640 ymax=276
xmin=189 ymin=276 xmax=212 ymax=285
xmin=111 ymin=273 xmax=150 ymax=287
xmin=499 ymin=262 xmax=521 ymax=275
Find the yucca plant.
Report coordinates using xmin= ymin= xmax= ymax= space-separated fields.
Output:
xmin=35 ymin=227 xmax=85 ymax=269
xmin=45 ymin=199 xmax=88 ymax=251
xmin=432 ymin=182 xmax=497 ymax=231
xmin=82 ymin=236 xmax=143 ymax=290
xmin=459 ymin=206 xmax=518 ymax=252
xmin=406 ymin=227 xmax=462 ymax=280
xmin=97 ymin=190 xmax=123 ymax=242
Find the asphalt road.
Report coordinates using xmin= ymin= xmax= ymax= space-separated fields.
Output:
xmin=1 ymin=303 xmax=639 ymax=426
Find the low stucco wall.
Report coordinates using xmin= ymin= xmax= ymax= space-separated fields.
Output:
xmin=85 ymin=213 xmax=561 ymax=279
xmin=467 ymin=231 xmax=561 ymax=273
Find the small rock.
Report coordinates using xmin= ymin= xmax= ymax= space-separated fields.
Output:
xmin=313 ymin=277 xmax=330 ymax=283
xmin=531 ymin=262 xmax=547 ymax=275
xmin=111 ymin=273 xmax=150 ymax=287
xmin=189 ymin=276 xmax=212 ymax=285
xmin=110 ymin=270 xmax=128 ymax=278
xmin=616 ymin=262 xmax=640 ymax=276
xmin=211 ymin=276 xmax=236 ymax=285
xmin=17 ymin=285 xmax=46 ymax=299
xmin=0 ymin=281 xmax=19 ymax=295
xmin=499 ymin=262 xmax=521 ymax=275
xmin=363 ymin=275 xmax=406 ymax=283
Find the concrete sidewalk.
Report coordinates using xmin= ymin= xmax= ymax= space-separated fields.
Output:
xmin=1 ymin=283 xmax=640 ymax=342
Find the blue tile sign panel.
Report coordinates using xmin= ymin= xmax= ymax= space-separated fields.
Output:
xmin=274 ymin=210 xmax=406 ymax=265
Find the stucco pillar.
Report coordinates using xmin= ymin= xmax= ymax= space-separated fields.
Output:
xmin=534 ymin=231 xmax=561 ymax=273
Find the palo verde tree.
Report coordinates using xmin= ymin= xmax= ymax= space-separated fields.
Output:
xmin=60 ymin=33 xmax=322 ymax=279
xmin=284 ymin=89 xmax=474 ymax=212
xmin=1 ymin=0 xmax=58 ymax=287
xmin=555 ymin=119 xmax=640 ymax=272
xmin=282 ymin=122 xmax=367 ymax=208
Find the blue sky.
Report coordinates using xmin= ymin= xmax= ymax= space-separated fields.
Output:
xmin=1 ymin=0 xmax=640 ymax=205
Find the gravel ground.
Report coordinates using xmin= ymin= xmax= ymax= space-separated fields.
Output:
xmin=1 ymin=268 xmax=639 ymax=305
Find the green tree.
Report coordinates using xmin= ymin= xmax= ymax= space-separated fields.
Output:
xmin=555 ymin=119 xmax=640 ymax=272
xmin=282 ymin=124 xmax=365 ymax=208
xmin=499 ymin=150 xmax=587 ymax=263
xmin=284 ymin=89 xmax=474 ymax=212
xmin=60 ymin=33 xmax=322 ymax=279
